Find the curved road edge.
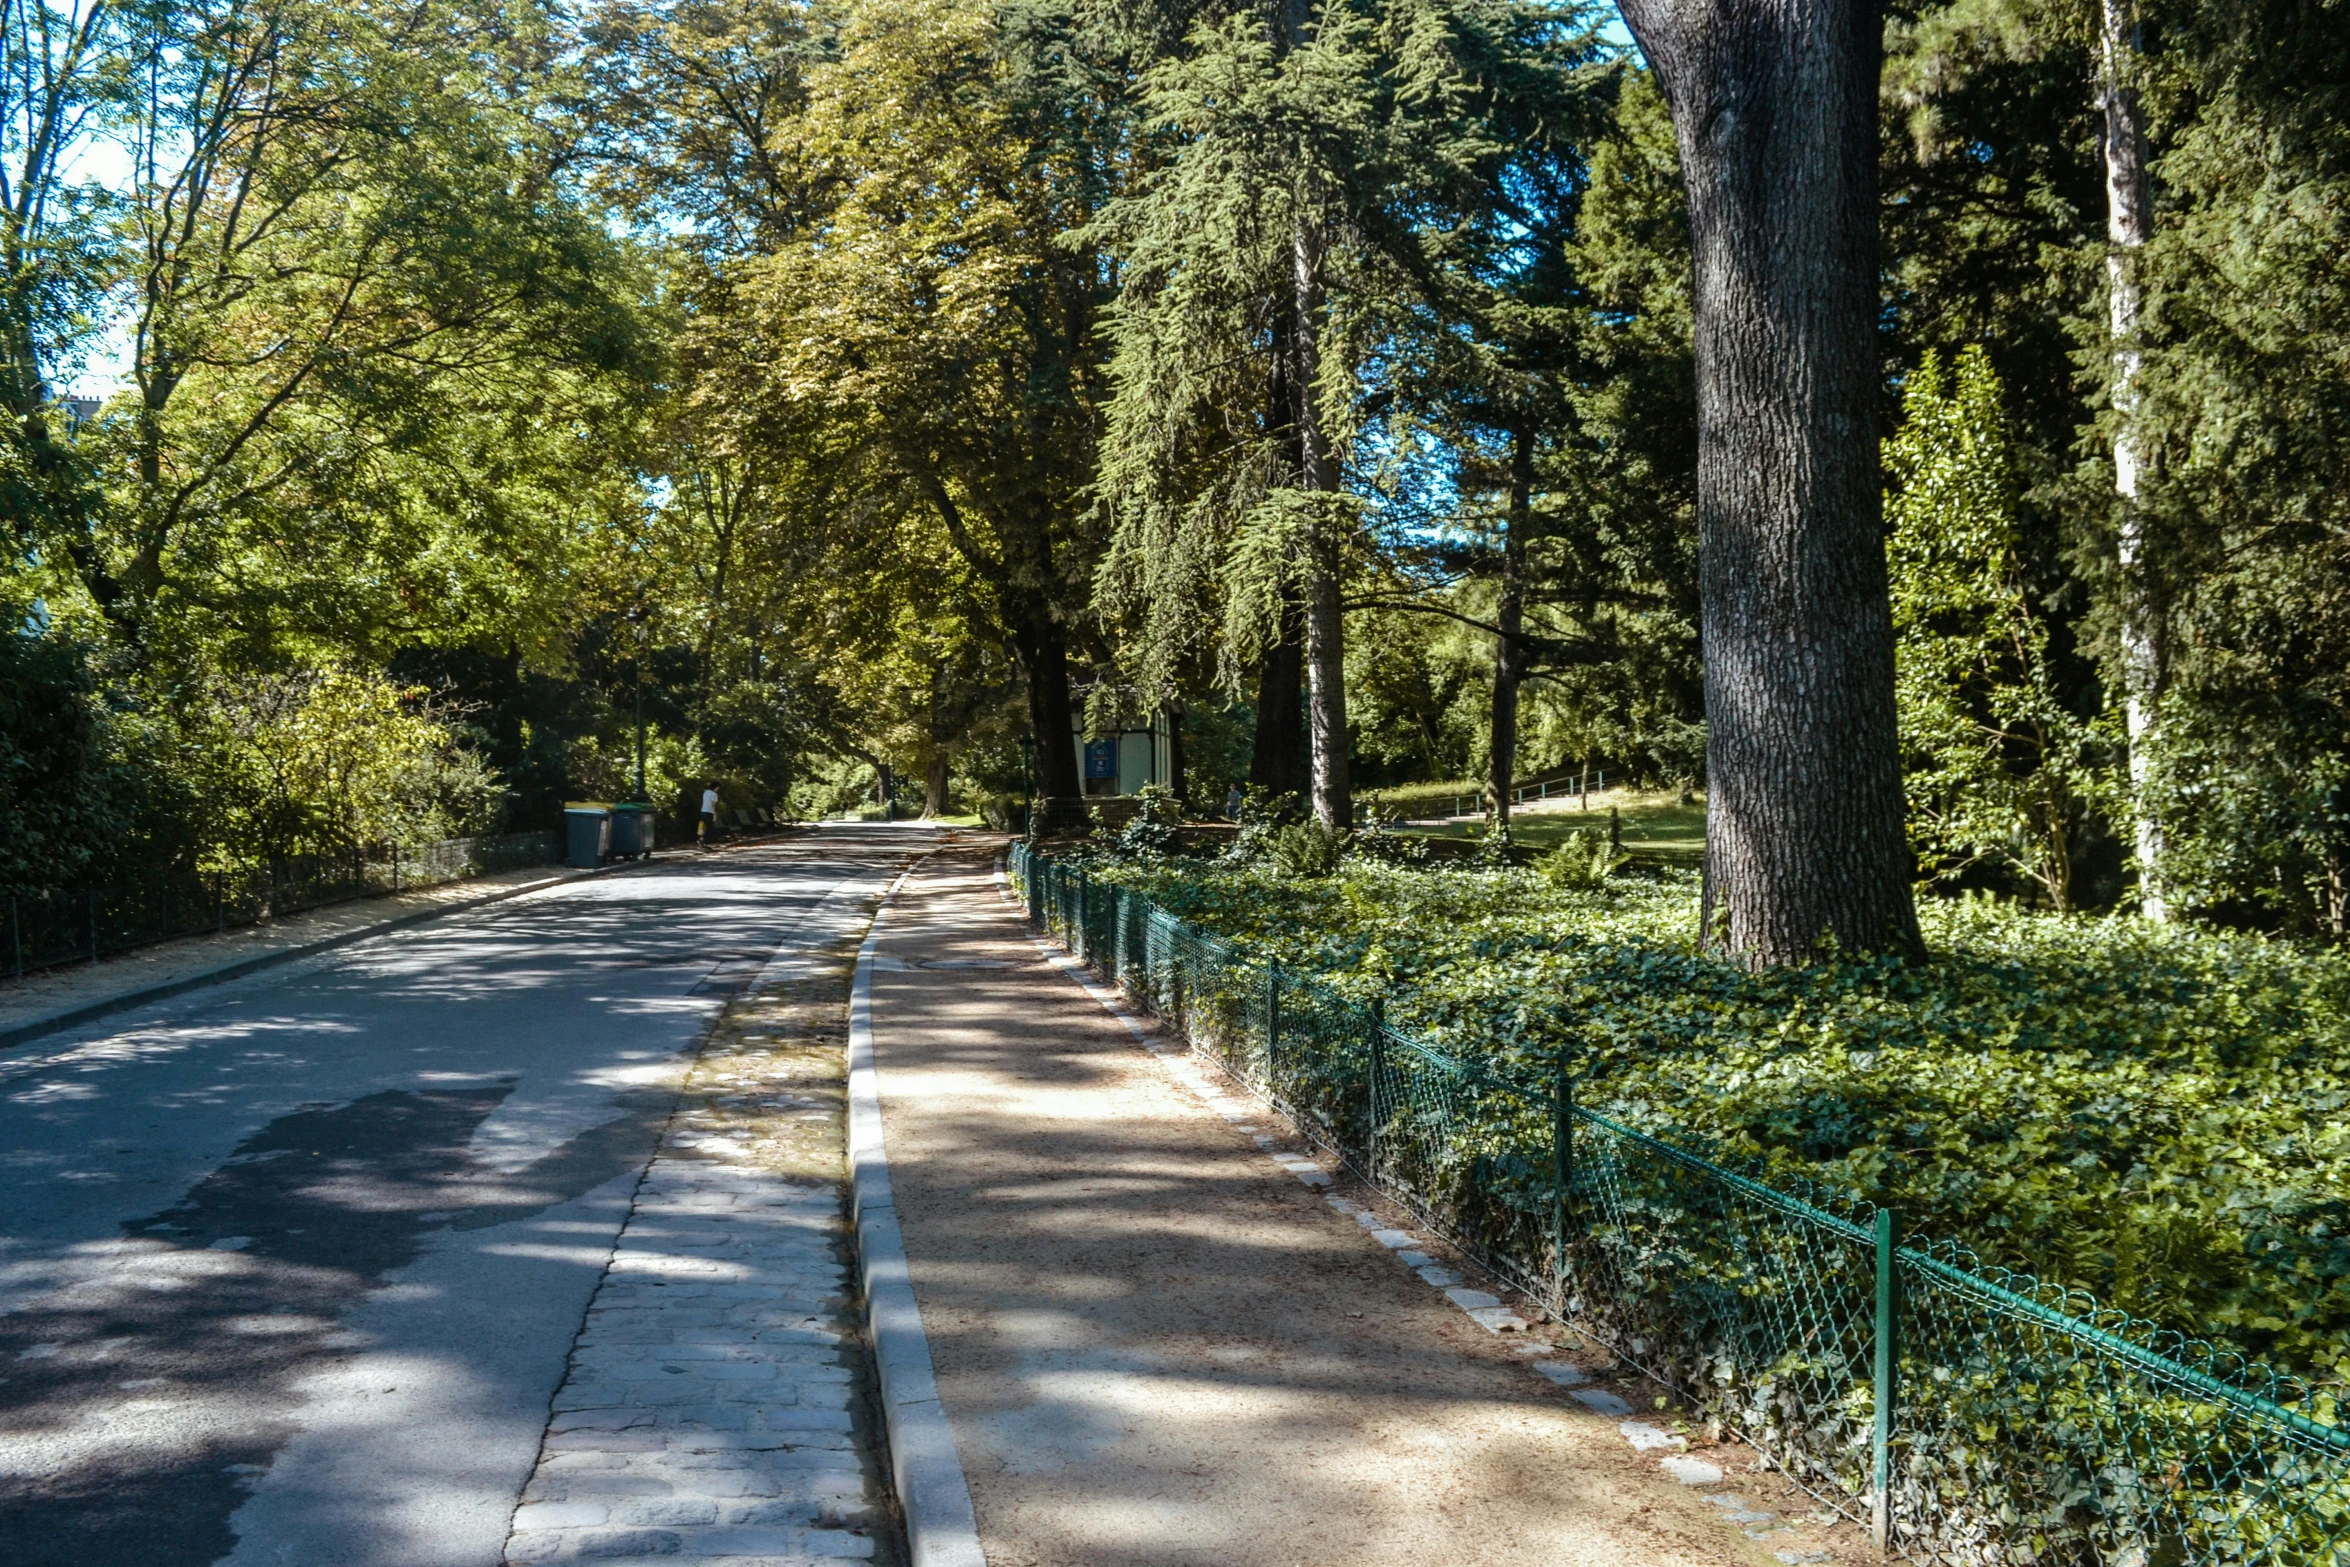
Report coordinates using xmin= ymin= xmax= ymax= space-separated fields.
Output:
xmin=0 ymin=867 xmax=591 ymax=1053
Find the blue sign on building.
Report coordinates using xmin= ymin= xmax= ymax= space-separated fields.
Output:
xmin=1083 ymin=738 xmax=1118 ymax=781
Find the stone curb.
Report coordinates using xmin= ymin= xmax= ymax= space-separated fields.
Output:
xmin=0 ymin=862 xmax=623 ymax=1052
xmin=848 ymin=865 xmax=987 ymax=1567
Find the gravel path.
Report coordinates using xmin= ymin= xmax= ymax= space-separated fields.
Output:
xmin=865 ymin=849 xmax=1775 ymax=1567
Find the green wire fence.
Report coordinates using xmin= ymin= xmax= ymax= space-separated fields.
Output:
xmin=1009 ymin=842 xmax=2350 ymax=1567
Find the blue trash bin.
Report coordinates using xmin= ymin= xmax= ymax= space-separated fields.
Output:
xmin=609 ymin=802 xmax=653 ymax=859
xmin=564 ymin=804 xmax=612 ymax=868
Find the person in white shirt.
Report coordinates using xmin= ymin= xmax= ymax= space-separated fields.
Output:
xmin=699 ymin=785 xmax=720 ymax=848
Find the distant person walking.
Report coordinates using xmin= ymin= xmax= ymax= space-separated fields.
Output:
xmin=699 ymin=785 xmax=720 ymax=849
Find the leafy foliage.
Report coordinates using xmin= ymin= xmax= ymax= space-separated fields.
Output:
xmin=1536 ymin=826 xmax=1619 ymax=890
xmin=1085 ymin=852 xmax=2350 ymax=1384
xmin=1268 ymin=818 xmax=1348 ymax=878
xmin=0 ymin=631 xmax=144 ymax=890
xmin=1888 ymin=347 xmax=2119 ymax=909
xmin=1113 ymin=782 xmax=1185 ymax=857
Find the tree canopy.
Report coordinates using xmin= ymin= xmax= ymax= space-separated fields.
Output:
xmin=1 ymin=0 xmax=2344 ymax=951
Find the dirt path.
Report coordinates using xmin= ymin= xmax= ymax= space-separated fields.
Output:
xmin=864 ymin=850 xmax=1779 ymax=1567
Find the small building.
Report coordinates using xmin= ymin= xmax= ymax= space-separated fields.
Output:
xmin=1073 ymin=711 xmax=1175 ymax=797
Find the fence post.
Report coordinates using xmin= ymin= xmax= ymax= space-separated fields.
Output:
xmin=1873 ymin=1207 xmax=1899 ymax=1553
xmin=1264 ymin=960 xmax=1281 ymax=1078
xmin=1366 ymin=998 xmax=1386 ymax=1159
xmin=1553 ymin=1053 xmax=1573 ymax=1313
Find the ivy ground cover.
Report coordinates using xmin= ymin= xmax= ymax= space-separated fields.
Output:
xmin=1084 ymin=853 xmax=2350 ymax=1390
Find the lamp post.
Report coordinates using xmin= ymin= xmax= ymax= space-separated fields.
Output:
xmin=626 ymin=603 xmax=649 ymax=802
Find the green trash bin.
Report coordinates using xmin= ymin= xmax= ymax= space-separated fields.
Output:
xmin=609 ymin=802 xmax=653 ymax=859
xmin=564 ymin=804 xmax=612 ymax=868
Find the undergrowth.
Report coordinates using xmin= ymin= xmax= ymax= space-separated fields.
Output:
xmin=1085 ymin=852 xmax=2350 ymax=1388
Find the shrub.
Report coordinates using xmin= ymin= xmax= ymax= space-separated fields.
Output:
xmin=1269 ymin=819 xmax=1348 ymax=878
xmin=1113 ymin=783 xmax=1183 ymax=857
xmin=1221 ymin=785 xmax=1297 ymax=865
xmin=1537 ymin=827 xmax=1619 ymax=890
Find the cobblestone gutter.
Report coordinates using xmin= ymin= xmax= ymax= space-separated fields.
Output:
xmin=501 ymin=891 xmax=905 ymax=1567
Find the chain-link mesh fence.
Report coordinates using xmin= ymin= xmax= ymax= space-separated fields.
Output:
xmin=4 ymin=829 xmax=562 ymax=982
xmin=1010 ymin=843 xmax=2350 ymax=1567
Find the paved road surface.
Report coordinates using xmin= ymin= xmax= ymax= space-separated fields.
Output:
xmin=0 ymin=838 xmax=912 ymax=1567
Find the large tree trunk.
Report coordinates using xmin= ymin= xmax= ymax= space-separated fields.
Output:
xmin=1017 ymin=611 xmax=1083 ymax=801
xmin=1617 ymin=0 xmax=1920 ymax=963
xmin=922 ymin=751 xmax=951 ymax=817
xmin=2101 ymin=0 xmax=2165 ymax=920
xmin=1249 ymin=608 xmax=1306 ymax=798
xmin=1293 ymin=214 xmax=1352 ymax=831
xmin=1489 ymin=426 xmax=1532 ymax=833
xmin=1252 ymin=275 xmax=1308 ymax=804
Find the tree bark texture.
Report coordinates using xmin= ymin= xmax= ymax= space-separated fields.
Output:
xmin=1249 ymin=606 xmax=1307 ymax=798
xmin=1489 ymin=428 xmax=1532 ymax=833
xmin=2101 ymin=0 xmax=2166 ymax=920
xmin=1251 ymin=278 xmax=1309 ymax=804
xmin=1015 ymin=613 xmax=1083 ymax=801
xmin=1617 ymin=0 xmax=1921 ymax=962
xmin=1293 ymin=213 xmax=1353 ymax=831
xmin=923 ymin=751 xmax=952 ymax=817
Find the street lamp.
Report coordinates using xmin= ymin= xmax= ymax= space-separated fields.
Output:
xmin=626 ymin=603 xmax=650 ymax=802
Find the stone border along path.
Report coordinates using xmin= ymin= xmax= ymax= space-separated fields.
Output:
xmin=500 ymin=867 xmax=910 ymax=1567
xmin=989 ymin=854 xmax=1860 ymax=1567
xmin=846 ymin=868 xmax=986 ymax=1567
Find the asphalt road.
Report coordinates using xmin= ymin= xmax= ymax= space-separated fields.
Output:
xmin=0 ymin=838 xmax=907 ymax=1567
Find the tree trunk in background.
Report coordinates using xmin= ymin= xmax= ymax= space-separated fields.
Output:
xmin=2102 ymin=0 xmax=2165 ymax=921
xmin=1249 ymin=607 xmax=1306 ymax=799
xmin=1293 ymin=213 xmax=1352 ymax=831
xmin=1017 ymin=613 xmax=1082 ymax=801
xmin=923 ymin=751 xmax=951 ymax=817
xmin=1167 ymin=707 xmax=1188 ymax=807
xmin=1489 ymin=427 xmax=1532 ymax=833
xmin=1617 ymin=0 xmax=1921 ymax=963
xmin=1251 ymin=281 xmax=1308 ymax=805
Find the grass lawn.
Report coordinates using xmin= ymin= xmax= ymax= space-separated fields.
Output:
xmin=1396 ymin=788 xmax=1706 ymax=862
xmin=1358 ymin=779 xmax=1482 ymax=819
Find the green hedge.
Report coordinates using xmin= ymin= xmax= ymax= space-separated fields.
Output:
xmin=1084 ymin=853 xmax=2350 ymax=1388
